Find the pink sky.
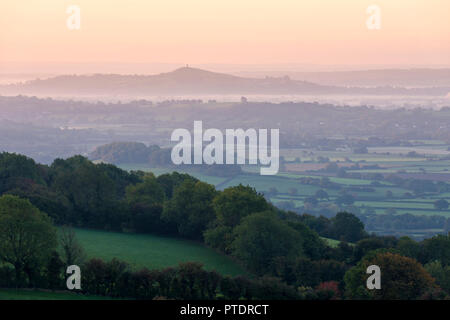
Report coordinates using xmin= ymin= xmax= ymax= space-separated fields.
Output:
xmin=1 ymin=0 xmax=449 ymax=73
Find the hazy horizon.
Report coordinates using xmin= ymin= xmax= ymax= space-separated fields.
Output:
xmin=1 ymin=0 xmax=449 ymax=75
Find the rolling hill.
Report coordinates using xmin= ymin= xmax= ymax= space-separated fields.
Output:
xmin=1 ymin=67 xmax=449 ymax=96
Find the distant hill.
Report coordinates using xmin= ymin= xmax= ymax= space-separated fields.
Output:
xmin=237 ymin=68 xmax=450 ymax=87
xmin=0 ymin=67 xmax=321 ymax=95
xmin=1 ymin=67 xmax=449 ymax=96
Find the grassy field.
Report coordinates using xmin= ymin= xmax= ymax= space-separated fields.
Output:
xmin=0 ymin=229 xmax=247 ymax=300
xmin=73 ymin=228 xmax=247 ymax=277
xmin=355 ymin=201 xmax=435 ymax=210
xmin=0 ymin=288 xmax=111 ymax=300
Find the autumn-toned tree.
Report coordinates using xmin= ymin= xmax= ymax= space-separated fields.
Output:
xmin=344 ymin=251 xmax=436 ymax=300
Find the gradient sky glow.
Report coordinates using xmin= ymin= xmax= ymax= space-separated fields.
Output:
xmin=1 ymin=0 xmax=449 ymax=72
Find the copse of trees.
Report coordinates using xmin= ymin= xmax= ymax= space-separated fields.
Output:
xmin=231 ymin=211 xmax=304 ymax=275
xmin=434 ymin=199 xmax=449 ymax=211
xmin=294 ymin=212 xmax=368 ymax=243
xmin=419 ymin=234 xmax=450 ymax=266
xmin=0 ymin=152 xmax=47 ymax=192
xmin=162 ymin=179 xmax=217 ymax=240
xmin=425 ymin=261 xmax=450 ymax=294
xmin=213 ymin=185 xmax=270 ymax=228
xmin=125 ymin=174 xmax=168 ymax=234
xmin=0 ymin=195 xmax=57 ymax=287
xmin=344 ymin=251 xmax=436 ymax=300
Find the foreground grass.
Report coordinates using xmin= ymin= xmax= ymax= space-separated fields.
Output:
xmin=73 ymin=228 xmax=247 ymax=277
xmin=0 ymin=288 xmax=111 ymax=300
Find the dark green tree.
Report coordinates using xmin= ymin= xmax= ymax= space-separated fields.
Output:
xmin=213 ymin=184 xmax=269 ymax=228
xmin=162 ymin=180 xmax=217 ymax=239
xmin=434 ymin=199 xmax=449 ymax=211
xmin=0 ymin=195 xmax=57 ymax=286
xmin=231 ymin=211 xmax=303 ymax=275
xmin=126 ymin=174 xmax=167 ymax=233
xmin=330 ymin=212 xmax=367 ymax=242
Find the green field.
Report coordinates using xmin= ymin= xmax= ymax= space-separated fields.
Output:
xmin=355 ymin=201 xmax=435 ymax=210
xmin=74 ymin=228 xmax=247 ymax=277
xmin=0 ymin=288 xmax=110 ymax=300
xmin=0 ymin=229 xmax=248 ymax=300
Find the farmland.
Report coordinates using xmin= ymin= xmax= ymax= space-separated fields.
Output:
xmin=119 ymin=139 xmax=450 ymax=239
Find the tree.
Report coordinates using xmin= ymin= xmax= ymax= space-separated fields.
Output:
xmin=420 ymin=234 xmax=450 ymax=266
xmin=126 ymin=174 xmax=167 ymax=233
xmin=434 ymin=199 xmax=449 ymax=211
xmin=345 ymin=251 xmax=436 ymax=299
xmin=156 ymin=172 xmax=198 ymax=198
xmin=316 ymin=281 xmax=341 ymax=300
xmin=0 ymin=195 xmax=57 ymax=286
xmin=231 ymin=211 xmax=303 ymax=275
xmin=6 ymin=182 xmax=73 ymax=225
xmin=324 ymin=163 xmax=339 ymax=173
xmin=0 ymin=152 xmax=45 ymax=193
xmin=163 ymin=180 xmax=217 ymax=239
xmin=315 ymin=189 xmax=329 ymax=200
xmin=204 ymin=226 xmax=234 ymax=254
xmin=213 ymin=185 xmax=269 ymax=228
xmin=288 ymin=188 xmax=298 ymax=196
xmin=46 ymin=251 xmax=65 ymax=290
xmin=396 ymin=236 xmax=421 ymax=260
xmin=59 ymin=225 xmax=86 ymax=266
xmin=287 ymin=221 xmax=327 ymax=260
xmin=352 ymin=237 xmax=388 ymax=262
xmin=293 ymin=258 xmax=346 ymax=288
xmin=335 ymin=194 xmax=355 ymax=206
xmin=50 ymin=156 xmax=125 ymax=229
xmin=329 ymin=212 xmax=367 ymax=242
xmin=425 ymin=261 xmax=450 ymax=294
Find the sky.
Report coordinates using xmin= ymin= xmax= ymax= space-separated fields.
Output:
xmin=0 ymin=0 xmax=449 ymax=73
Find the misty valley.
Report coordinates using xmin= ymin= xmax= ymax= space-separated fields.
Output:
xmin=0 ymin=93 xmax=449 ymax=241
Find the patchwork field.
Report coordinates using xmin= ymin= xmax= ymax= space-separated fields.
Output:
xmin=118 ymin=141 xmax=450 ymax=238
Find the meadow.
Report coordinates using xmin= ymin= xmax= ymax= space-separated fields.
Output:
xmin=73 ymin=228 xmax=247 ymax=277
